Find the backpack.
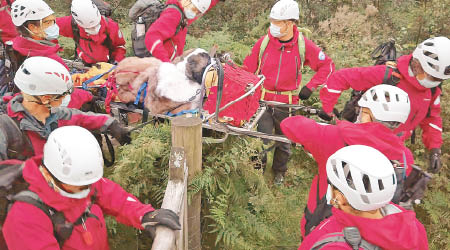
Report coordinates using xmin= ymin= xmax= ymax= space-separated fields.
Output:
xmin=311 ymin=227 xmax=380 ymax=250
xmin=0 ymin=113 xmax=34 ymax=160
xmin=0 ymin=42 xmax=23 ymax=96
xmin=0 ymin=161 xmax=98 ymax=248
xmin=340 ymin=40 xmax=402 ymax=122
xmin=129 ymin=0 xmax=186 ymax=58
xmin=92 ymin=0 xmax=112 ymax=17
xmin=71 ymin=16 xmax=116 ymax=64
xmin=256 ymin=27 xmax=309 ymax=74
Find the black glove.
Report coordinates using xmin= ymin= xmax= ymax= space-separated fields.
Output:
xmin=298 ymin=86 xmax=313 ymax=100
xmin=318 ymin=108 xmax=339 ymax=121
xmin=142 ymin=209 xmax=181 ymax=239
xmin=428 ymin=148 xmax=441 ymax=173
xmin=108 ymin=120 xmax=131 ymax=145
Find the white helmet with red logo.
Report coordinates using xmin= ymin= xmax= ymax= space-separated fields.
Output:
xmin=14 ymin=57 xmax=73 ymax=96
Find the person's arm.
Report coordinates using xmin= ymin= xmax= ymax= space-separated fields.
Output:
xmin=319 ymin=65 xmax=387 ymax=113
xmin=94 ymin=178 xmax=154 ymax=229
xmin=55 ymin=16 xmax=75 ymax=38
xmin=281 ymin=115 xmax=339 ymax=157
xmin=3 ymin=202 xmax=60 ymax=250
xmin=303 ymin=38 xmax=335 ymax=91
xmin=242 ymin=37 xmax=264 ymax=74
xmin=106 ymin=18 xmax=126 ymax=62
xmin=419 ymin=90 xmax=443 ymax=149
xmin=55 ymin=107 xmax=114 ymax=132
xmin=144 ymin=8 xmax=183 ymax=62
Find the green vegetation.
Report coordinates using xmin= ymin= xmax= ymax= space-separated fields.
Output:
xmin=46 ymin=0 xmax=449 ymax=249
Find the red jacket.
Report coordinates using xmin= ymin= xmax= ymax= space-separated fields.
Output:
xmin=319 ymin=54 xmax=442 ymax=149
xmin=280 ymin=116 xmax=414 ymax=237
xmin=3 ymin=156 xmax=154 ymax=250
xmin=12 ymin=36 xmax=67 ymax=69
xmin=0 ymin=95 xmax=114 ymax=159
xmin=145 ymin=0 xmax=189 ymax=62
xmin=57 ymin=16 xmax=126 ymax=64
xmin=243 ymin=26 xmax=334 ymax=103
xmin=0 ymin=0 xmax=17 ymax=43
xmin=299 ymin=205 xmax=428 ymax=250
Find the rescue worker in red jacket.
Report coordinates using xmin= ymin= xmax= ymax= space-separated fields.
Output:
xmin=281 ymin=85 xmax=413 ymax=237
xmin=0 ymin=0 xmax=17 ymax=44
xmin=144 ymin=0 xmax=212 ymax=62
xmin=0 ymin=56 xmax=130 ymax=161
xmin=57 ymin=0 xmax=126 ymax=66
xmin=8 ymin=0 xmax=93 ymax=109
xmin=3 ymin=126 xmax=181 ymax=250
xmin=242 ymin=0 xmax=334 ymax=184
xmin=320 ymin=36 xmax=450 ymax=174
xmin=299 ymin=145 xmax=428 ymax=250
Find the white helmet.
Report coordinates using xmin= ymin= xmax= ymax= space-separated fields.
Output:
xmin=413 ymin=36 xmax=450 ymax=80
xmin=358 ymin=85 xmax=410 ymax=123
xmin=10 ymin=0 xmax=54 ymax=26
xmin=44 ymin=126 xmax=103 ymax=186
xmin=191 ymin=0 xmax=211 ymax=14
xmin=71 ymin=0 xmax=101 ymax=28
xmin=14 ymin=57 xmax=73 ymax=96
xmin=270 ymin=0 xmax=299 ymax=20
xmin=327 ymin=145 xmax=396 ymax=211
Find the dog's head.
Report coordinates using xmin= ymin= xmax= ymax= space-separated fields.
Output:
xmin=175 ymin=48 xmax=211 ymax=85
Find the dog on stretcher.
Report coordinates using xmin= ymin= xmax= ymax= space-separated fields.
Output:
xmin=114 ymin=48 xmax=214 ymax=115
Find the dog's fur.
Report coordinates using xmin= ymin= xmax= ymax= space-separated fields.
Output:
xmin=115 ymin=49 xmax=212 ymax=114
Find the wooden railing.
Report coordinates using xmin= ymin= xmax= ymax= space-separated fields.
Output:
xmin=151 ymin=117 xmax=203 ymax=250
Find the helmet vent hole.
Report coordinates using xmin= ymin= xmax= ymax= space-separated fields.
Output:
xmin=344 ymin=163 xmax=356 ymax=190
xmin=384 ymin=91 xmax=390 ymax=102
xmin=370 ymin=90 xmax=378 ymax=101
xmin=428 ymin=62 xmax=439 ymax=71
xmin=360 ymin=194 xmax=370 ymax=204
xmin=22 ymin=68 xmax=30 ymax=75
xmin=331 ymin=159 xmax=339 ymax=178
xmin=424 ymin=42 xmax=434 ymax=46
xmin=20 ymin=6 xmax=25 ymax=11
xmin=423 ymin=51 xmax=438 ymax=60
xmin=378 ymin=179 xmax=384 ymax=191
xmin=392 ymin=174 xmax=396 ymax=185
xmin=362 ymin=174 xmax=372 ymax=193
xmin=395 ymin=94 xmax=400 ymax=102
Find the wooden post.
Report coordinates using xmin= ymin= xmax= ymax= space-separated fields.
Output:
xmin=152 ymin=147 xmax=188 ymax=250
xmin=171 ymin=117 xmax=202 ymax=250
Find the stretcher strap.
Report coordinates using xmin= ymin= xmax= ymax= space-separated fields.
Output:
xmin=134 ymin=82 xmax=148 ymax=105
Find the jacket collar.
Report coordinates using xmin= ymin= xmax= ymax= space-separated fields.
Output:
xmin=267 ymin=25 xmax=300 ymax=50
xmin=397 ymin=54 xmax=430 ymax=91
xmin=23 ymin=156 xmax=96 ymax=217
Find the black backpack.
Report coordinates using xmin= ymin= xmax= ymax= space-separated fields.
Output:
xmin=0 ymin=43 xmax=24 ymax=96
xmin=0 ymin=161 xmax=98 ymax=248
xmin=340 ymin=40 xmax=401 ymax=122
xmin=129 ymin=0 xmax=186 ymax=58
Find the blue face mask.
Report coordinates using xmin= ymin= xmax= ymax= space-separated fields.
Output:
xmin=184 ymin=8 xmax=197 ymax=20
xmin=45 ymin=24 xmax=60 ymax=40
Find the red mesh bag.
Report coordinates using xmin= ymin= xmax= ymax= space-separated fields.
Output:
xmin=203 ymin=63 xmax=262 ymax=127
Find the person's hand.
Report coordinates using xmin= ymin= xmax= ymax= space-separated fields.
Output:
xmin=428 ymin=148 xmax=442 ymax=173
xmin=298 ymin=86 xmax=313 ymax=100
xmin=142 ymin=209 xmax=181 ymax=239
xmin=318 ymin=108 xmax=340 ymax=121
xmin=108 ymin=120 xmax=131 ymax=145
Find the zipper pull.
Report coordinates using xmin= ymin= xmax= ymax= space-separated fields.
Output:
xmin=81 ymin=218 xmax=93 ymax=246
